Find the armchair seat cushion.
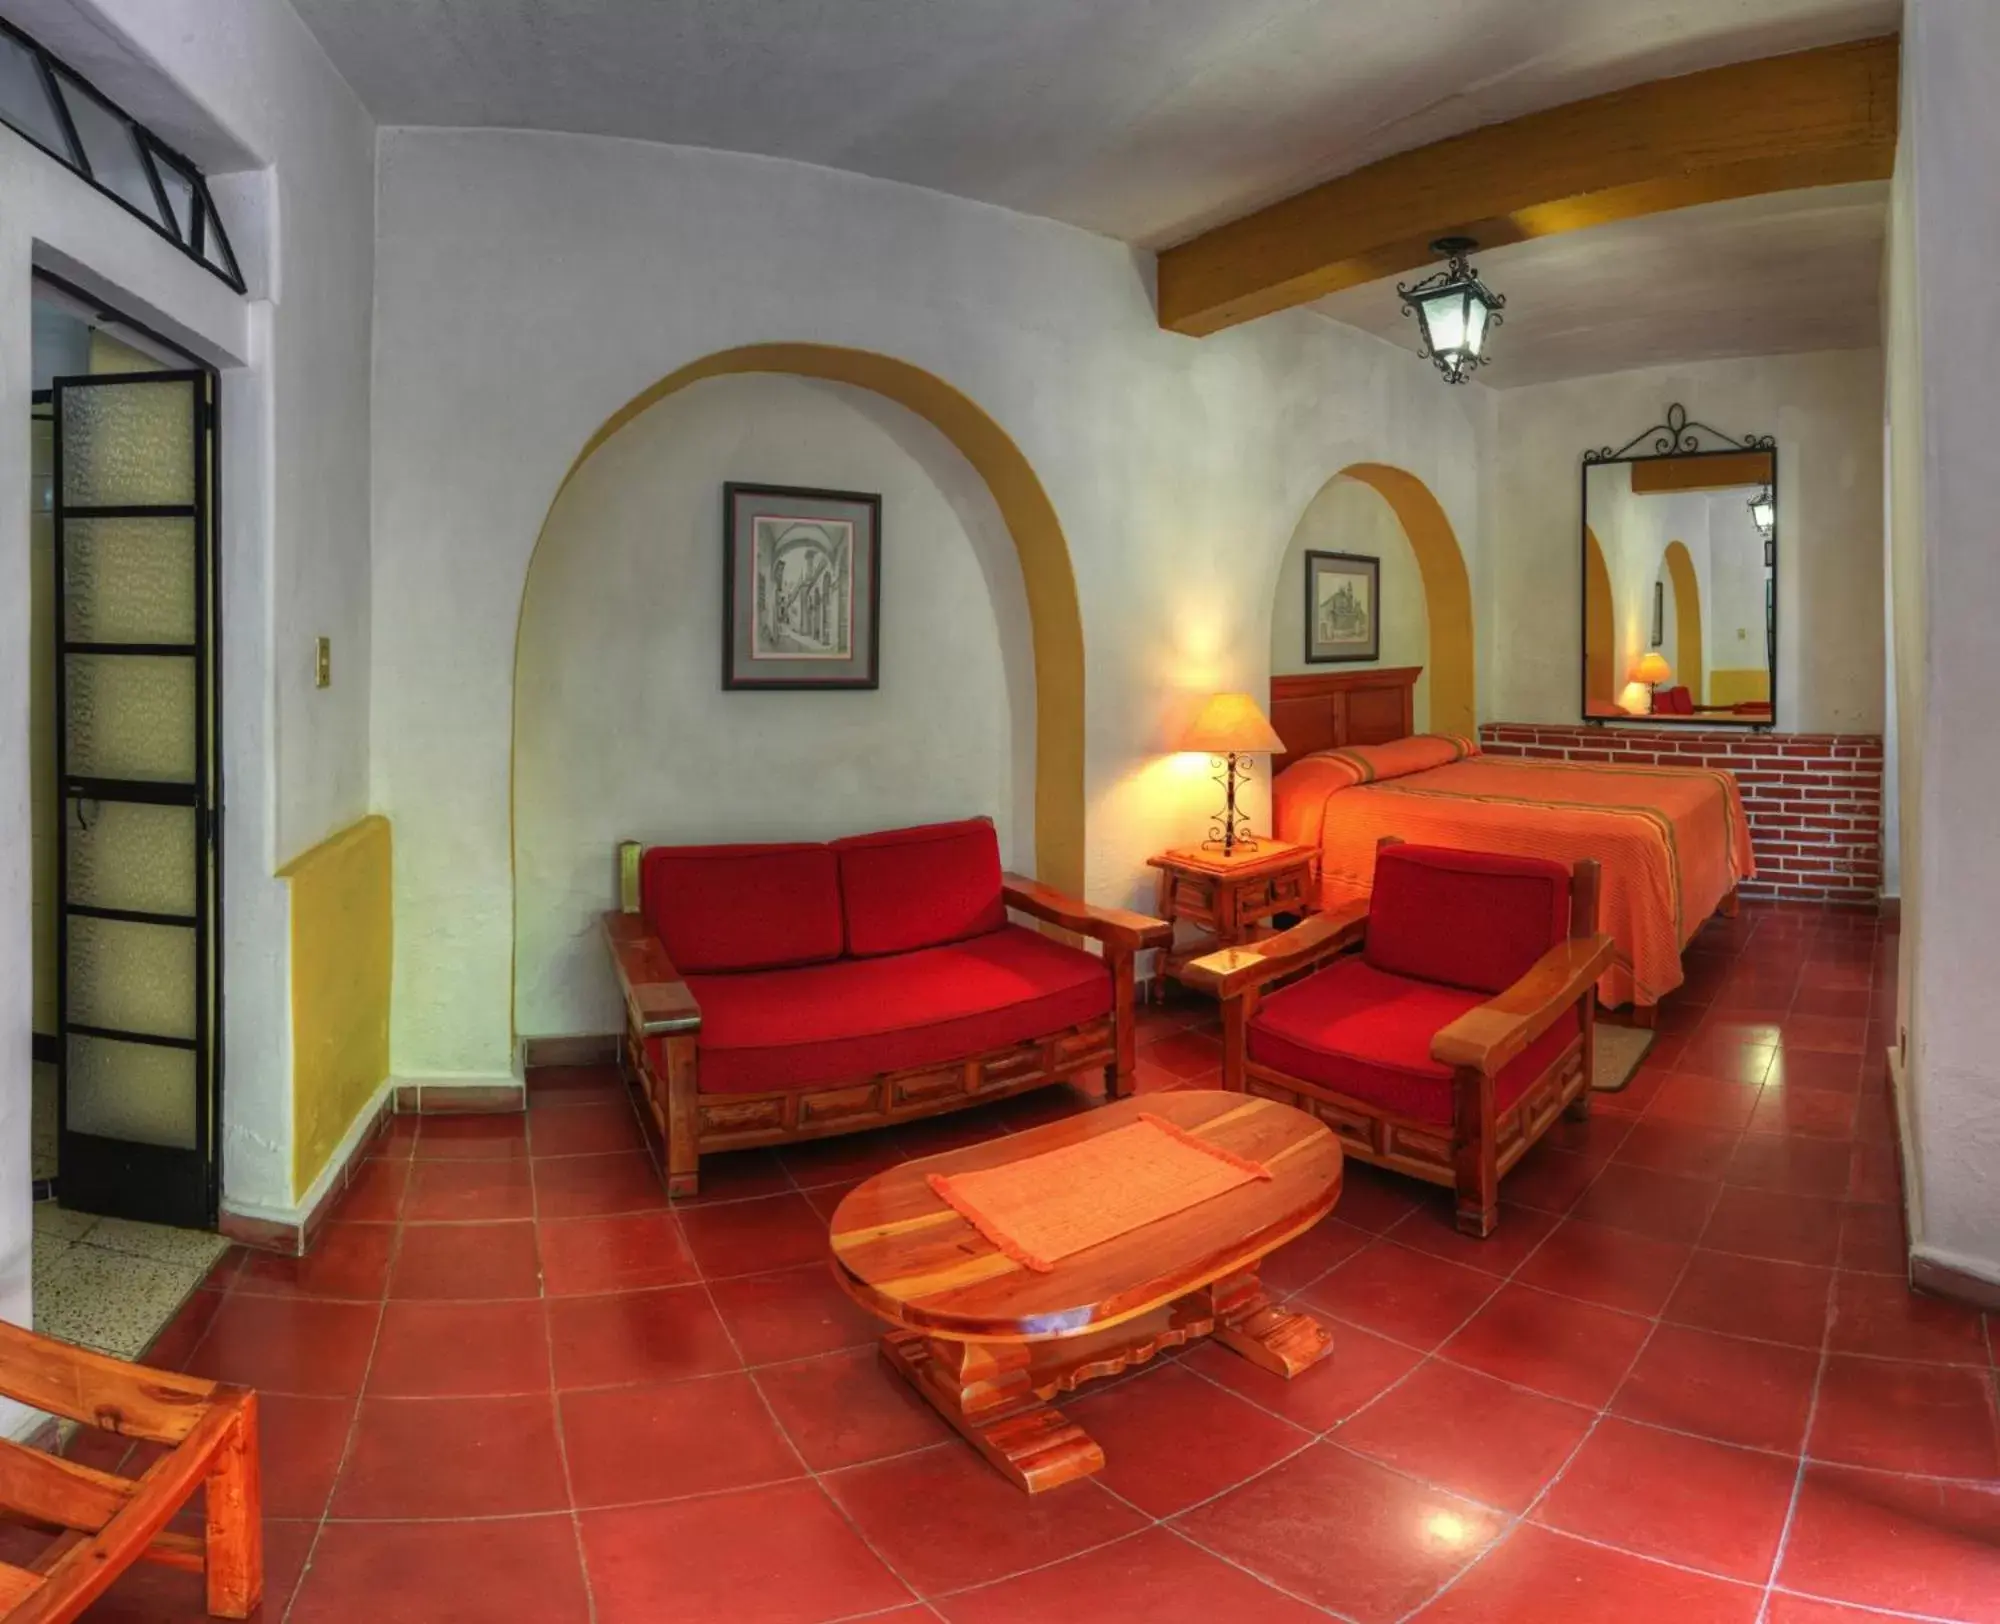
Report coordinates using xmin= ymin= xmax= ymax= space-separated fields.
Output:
xmin=1247 ymin=958 xmax=1579 ymax=1128
xmin=668 ymin=924 xmax=1111 ymax=1095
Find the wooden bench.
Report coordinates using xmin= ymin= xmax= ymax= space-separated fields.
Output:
xmin=0 ymin=1319 xmax=260 ymax=1621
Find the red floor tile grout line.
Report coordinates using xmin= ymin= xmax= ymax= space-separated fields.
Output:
xmin=274 ymin=1192 xmax=401 ymax=1624
xmin=531 ymin=1114 xmax=606 ymax=1624
xmin=1382 ymin=1224 xmax=1727 ymax=1623
xmin=613 ymin=1049 xmax=940 ymax=1618
xmin=126 ymin=903 xmax=1974 ymax=1620
xmin=1753 ymin=1274 xmax=1841 ymax=1624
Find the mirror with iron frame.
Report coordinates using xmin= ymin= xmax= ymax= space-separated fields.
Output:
xmin=1580 ymin=404 xmax=1776 ymax=729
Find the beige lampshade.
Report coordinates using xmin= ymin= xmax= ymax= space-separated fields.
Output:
xmin=1178 ymin=692 xmax=1287 ymax=755
xmin=1632 ymin=652 xmax=1672 ymax=685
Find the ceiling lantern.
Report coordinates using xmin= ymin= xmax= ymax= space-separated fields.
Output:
xmin=1397 ymin=236 xmax=1506 ymax=384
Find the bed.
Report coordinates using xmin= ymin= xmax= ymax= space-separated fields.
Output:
xmin=1269 ymin=670 xmax=1755 ymax=1014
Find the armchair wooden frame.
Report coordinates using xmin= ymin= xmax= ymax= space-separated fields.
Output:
xmin=606 ymin=843 xmax=1171 ymax=1197
xmin=0 ymin=1320 xmax=260 ymax=1622
xmin=1188 ymin=837 xmax=1614 ymax=1236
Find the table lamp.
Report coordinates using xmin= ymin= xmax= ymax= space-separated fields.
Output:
xmin=1178 ymin=692 xmax=1287 ymax=856
xmin=1632 ymin=651 xmax=1672 ymax=710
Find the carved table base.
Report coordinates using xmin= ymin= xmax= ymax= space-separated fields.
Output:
xmin=882 ymin=1268 xmax=1332 ymax=1493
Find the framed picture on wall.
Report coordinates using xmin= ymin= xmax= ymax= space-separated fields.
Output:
xmin=1303 ymin=550 xmax=1380 ymax=664
xmin=1652 ymin=579 xmax=1665 ymax=648
xmin=723 ymin=482 xmax=881 ymax=689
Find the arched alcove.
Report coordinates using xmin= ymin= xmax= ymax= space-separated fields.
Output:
xmin=1270 ymin=463 xmax=1475 ymax=735
xmin=508 ymin=343 xmax=1086 ymax=1039
xmin=1585 ymin=526 xmax=1616 ymax=706
xmin=1662 ymin=539 xmax=1705 ymax=703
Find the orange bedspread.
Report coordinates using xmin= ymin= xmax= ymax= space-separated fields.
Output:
xmin=1276 ymin=753 xmax=1755 ymax=1009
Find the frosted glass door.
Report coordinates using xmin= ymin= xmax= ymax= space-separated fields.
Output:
xmin=54 ymin=369 xmax=220 ymax=1228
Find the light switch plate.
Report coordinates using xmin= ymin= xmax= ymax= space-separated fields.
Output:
xmin=314 ymin=636 xmax=331 ymax=688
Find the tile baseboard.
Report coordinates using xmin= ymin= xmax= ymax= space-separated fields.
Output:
xmin=393 ymin=1080 xmax=526 ymax=1114
xmin=519 ymin=1033 xmax=619 ymax=1070
xmin=219 ymin=1092 xmax=395 ymax=1257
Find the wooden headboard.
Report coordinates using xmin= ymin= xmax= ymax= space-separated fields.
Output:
xmin=1270 ymin=667 xmax=1421 ymax=775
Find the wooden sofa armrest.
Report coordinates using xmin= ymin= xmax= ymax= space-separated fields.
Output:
xmin=1182 ymin=899 xmax=1371 ymax=1001
xmin=602 ymin=911 xmax=702 ymax=1036
xmin=1430 ymin=933 xmax=1615 ymax=1076
xmin=1001 ymin=873 xmax=1172 ymax=954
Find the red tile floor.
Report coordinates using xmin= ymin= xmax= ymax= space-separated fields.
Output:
xmin=74 ymin=903 xmax=2000 ymax=1622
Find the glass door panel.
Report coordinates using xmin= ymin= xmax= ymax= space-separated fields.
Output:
xmin=67 ymin=800 xmax=198 ymax=917
xmin=57 ymin=370 xmax=195 ymax=506
xmin=62 ymin=516 xmax=197 ymax=643
xmin=64 ymin=654 xmax=197 ymax=780
xmin=54 ymin=369 xmax=218 ymax=1228
xmin=66 ymin=1036 xmax=197 ymax=1150
xmin=66 ymin=916 xmax=196 ymax=1039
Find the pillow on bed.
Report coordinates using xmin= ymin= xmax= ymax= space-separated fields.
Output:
xmin=1305 ymin=733 xmax=1479 ymax=788
xmin=1273 ymin=734 xmax=1480 ymax=851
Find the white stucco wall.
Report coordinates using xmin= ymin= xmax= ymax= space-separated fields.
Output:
xmin=1705 ymin=492 xmax=1768 ymax=687
xmin=513 ymin=373 xmax=1026 ymax=1039
xmin=369 ymin=128 xmax=1485 ymax=1086
xmin=0 ymin=119 xmax=258 ymax=1430
xmin=1487 ymin=349 xmax=1885 ymax=733
xmin=1893 ymin=0 xmax=2000 ymax=1285
xmin=1587 ymin=473 xmax=1712 ymax=702
xmin=13 ymin=0 xmax=377 ymax=1218
xmin=1269 ymin=475 xmax=1432 ymax=729
xmin=94 ymin=0 xmax=378 ymax=865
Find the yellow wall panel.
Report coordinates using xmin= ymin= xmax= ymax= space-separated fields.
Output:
xmin=280 ymin=815 xmax=392 ymax=1199
xmin=1708 ymin=668 xmax=1772 ymax=705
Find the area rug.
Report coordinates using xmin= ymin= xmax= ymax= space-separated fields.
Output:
xmin=1592 ymin=1023 xmax=1656 ymax=1092
xmin=928 ymin=1114 xmax=1271 ymax=1272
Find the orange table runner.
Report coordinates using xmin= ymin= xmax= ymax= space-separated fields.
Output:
xmin=927 ymin=1113 xmax=1271 ymax=1273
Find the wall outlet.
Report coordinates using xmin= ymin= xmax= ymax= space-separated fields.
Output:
xmin=314 ymin=636 xmax=331 ymax=689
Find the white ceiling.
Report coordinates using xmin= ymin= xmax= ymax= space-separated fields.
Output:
xmin=284 ymin=0 xmax=1899 ymax=249
xmin=1311 ymin=184 xmax=1889 ymax=388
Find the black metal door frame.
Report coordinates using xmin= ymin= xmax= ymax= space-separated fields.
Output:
xmin=51 ymin=365 xmax=222 ymax=1229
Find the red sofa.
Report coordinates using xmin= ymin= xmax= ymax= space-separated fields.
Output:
xmin=603 ymin=817 xmax=1170 ymax=1196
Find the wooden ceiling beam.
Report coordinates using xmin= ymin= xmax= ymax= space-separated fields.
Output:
xmin=1156 ymin=36 xmax=1900 ymax=338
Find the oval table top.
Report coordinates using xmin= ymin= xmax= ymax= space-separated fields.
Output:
xmin=829 ymin=1090 xmax=1343 ymax=1342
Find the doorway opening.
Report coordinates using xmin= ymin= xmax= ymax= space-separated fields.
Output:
xmin=28 ymin=271 xmax=226 ymax=1359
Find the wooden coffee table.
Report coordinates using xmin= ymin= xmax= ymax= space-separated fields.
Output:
xmin=828 ymin=1090 xmax=1343 ymax=1493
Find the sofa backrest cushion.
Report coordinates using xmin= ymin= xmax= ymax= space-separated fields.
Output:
xmin=832 ymin=818 xmax=1006 ymax=957
xmin=641 ymin=842 xmax=844 ymax=974
xmin=1364 ymin=843 xmax=1573 ymax=996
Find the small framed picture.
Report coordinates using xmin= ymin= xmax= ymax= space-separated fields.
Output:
xmin=723 ymin=483 xmax=881 ymax=690
xmin=1652 ymin=579 xmax=1665 ymax=647
xmin=1303 ymin=550 xmax=1380 ymax=664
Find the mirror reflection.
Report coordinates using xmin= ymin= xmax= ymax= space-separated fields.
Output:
xmin=1581 ymin=413 xmax=1774 ymax=725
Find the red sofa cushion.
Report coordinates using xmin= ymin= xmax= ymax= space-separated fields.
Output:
xmin=669 ymin=924 xmax=1109 ymax=1094
xmin=831 ymin=818 xmax=1006 ymax=958
xmin=640 ymin=842 xmax=843 ymax=974
xmin=1247 ymin=958 xmax=1580 ymax=1128
xmin=1364 ymin=844 xmax=1573 ymax=995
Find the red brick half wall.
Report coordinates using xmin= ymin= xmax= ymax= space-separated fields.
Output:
xmin=1478 ymin=724 xmax=1884 ymax=907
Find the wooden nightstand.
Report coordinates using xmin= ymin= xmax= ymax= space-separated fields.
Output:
xmin=1146 ymin=841 xmax=1315 ymax=1000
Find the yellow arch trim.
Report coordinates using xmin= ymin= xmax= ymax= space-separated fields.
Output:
xmin=1662 ymin=539 xmax=1704 ymax=704
xmin=1584 ymin=526 xmax=1615 ymax=705
xmin=1334 ymin=463 xmax=1476 ymax=734
xmin=511 ymin=343 xmax=1086 ymax=949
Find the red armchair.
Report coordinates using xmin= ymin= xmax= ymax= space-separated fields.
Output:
xmin=1187 ymin=839 xmax=1613 ymax=1236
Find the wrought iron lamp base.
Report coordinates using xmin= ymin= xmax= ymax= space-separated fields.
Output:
xmin=1200 ymin=752 xmax=1259 ymax=856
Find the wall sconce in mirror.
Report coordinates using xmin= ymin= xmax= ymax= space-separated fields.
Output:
xmin=1580 ymin=404 xmax=1777 ymax=728
xmin=1397 ymin=237 xmax=1506 ymax=385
